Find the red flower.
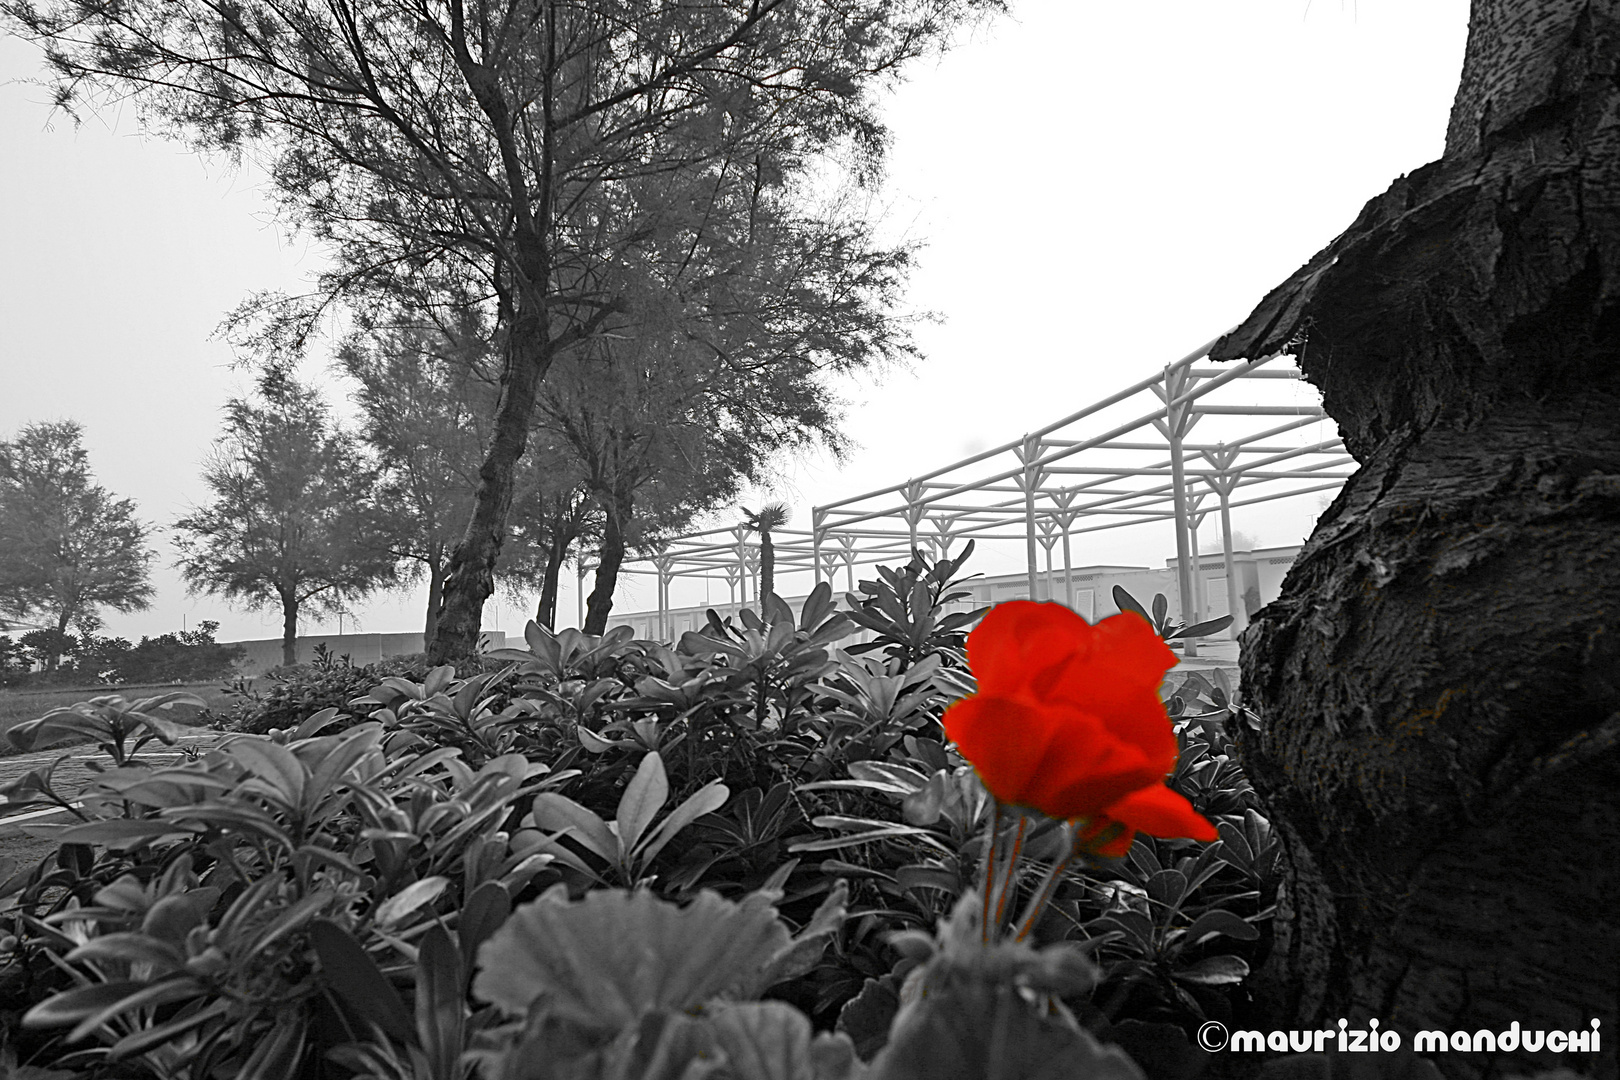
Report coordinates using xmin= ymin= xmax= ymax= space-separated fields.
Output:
xmin=943 ymin=601 xmax=1216 ymax=846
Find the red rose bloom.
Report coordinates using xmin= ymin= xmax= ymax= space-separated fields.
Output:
xmin=943 ymin=601 xmax=1216 ymax=846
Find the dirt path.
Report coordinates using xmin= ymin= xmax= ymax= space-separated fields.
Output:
xmin=0 ymin=729 xmax=235 ymax=874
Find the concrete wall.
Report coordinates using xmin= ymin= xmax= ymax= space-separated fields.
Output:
xmin=604 ymin=546 xmax=1301 ymax=643
xmin=227 ymin=631 xmax=509 ymax=677
xmin=222 ymin=547 xmax=1301 ymax=666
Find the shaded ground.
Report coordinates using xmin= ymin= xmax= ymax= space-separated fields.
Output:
xmin=0 ymin=685 xmax=239 ymax=877
xmin=0 ymin=681 xmax=240 ymax=755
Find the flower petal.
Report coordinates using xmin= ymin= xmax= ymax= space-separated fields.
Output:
xmin=1102 ymin=784 xmax=1219 ymax=843
xmin=965 ymin=601 xmax=1091 ymax=699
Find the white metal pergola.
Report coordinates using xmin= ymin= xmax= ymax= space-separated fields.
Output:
xmin=581 ymin=333 xmax=1353 ymax=657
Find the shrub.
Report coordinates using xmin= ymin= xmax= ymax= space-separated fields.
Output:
xmin=0 ymin=546 xmax=1280 ymax=1079
xmin=223 ymin=643 xmax=403 ymax=735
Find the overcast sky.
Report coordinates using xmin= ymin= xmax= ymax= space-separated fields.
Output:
xmin=0 ymin=1 xmax=1470 ymax=644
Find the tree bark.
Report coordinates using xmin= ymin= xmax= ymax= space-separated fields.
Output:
xmin=759 ymin=528 xmax=776 ymax=611
xmin=423 ymin=547 xmax=445 ymax=650
xmin=538 ymin=526 xmax=569 ymax=630
xmin=583 ymin=503 xmax=627 ymax=635
xmin=431 ymin=308 xmax=552 ymax=661
xmin=46 ymin=609 xmax=71 ymax=672
xmin=280 ymin=591 xmax=299 ymax=668
xmin=1210 ymin=2 xmax=1620 ymax=1073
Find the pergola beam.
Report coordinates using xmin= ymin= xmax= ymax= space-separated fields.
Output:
xmin=583 ymin=335 xmax=1350 ymax=629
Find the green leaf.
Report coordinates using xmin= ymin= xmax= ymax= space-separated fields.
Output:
xmin=708 ymin=1002 xmax=814 ymax=1080
xmin=130 ymin=692 xmax=207 ymax=714
xmin=680 ymin=630 xmax=748 ymax=660
xmin=107 ymin=998 xmax=231 ymax=1061
xmin=472 ymin=887 xmax=792 ymax=1031
xmin=1171 ymin=954 xmax=1250 ymax=986
xmin=1180 ymin=908 xmax=1259 ymax=947
xmin=65 ymin=933 xmax=185 ymax=972
xmin=67 ymin=978 xmax=203 ymax=1043
xmin=55 ymin=819 xmax=198 ymax=847
xmin=23 ymin=982 xmax=149 ymax=1028
xmin=870 ymin=965 xmax=1144 ymax=1080
xmin=617 ymin=752 xmax=670 ymax=859
xmin=459 ymin=881 xmax=512 ymax=975
xmin=416 ymin=923 xmax=465 ymax=1080
xmin=1112 ymin=586 xmax=1151 ymax=625
xmin=220 ymin=737 xmax=307 ymax=807
xmin=577 ymin=725 xmax=622 ymax=753
xmin=799 ymin=581 xmax=836 ymax=632
xmin=374 ymin=876 xmax=450 ymax=929
xmin=310 ymin=919 xmax=416 ymax=1046
xmin=142 ymin=889 xmax=221 ymax=944
xmin=527 ymin=793 xmax=617 ymax=863
xmin=635 ymin=779 xmax=729 ymax=867
xmin=1169 ymin=615 xmax=1235 ymax=640
xmin=291 ymin=707 xmax=347 ymax=741
xmin=837 ymin=977 xmax=900 ymax=1062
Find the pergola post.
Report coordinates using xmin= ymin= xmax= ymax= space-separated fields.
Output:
xmin=1037 ymin=518 xmax=1060 ymax=602
xmin=902 ymin=480 xmax=925 ymax=554
xmin=1159 ymin=366 xmax=1200 ymax=657
xmin=1019 ymin=435 xmax=1041 ymax=601
xmin=576 ymin=563 xmax=587 ymax=630
xmin=1188 ymin=501 xmax=1209 ymax=626
xmin=811 ymin=507 xmax=826 ymax=587
xmin=732 ymin=525 xmax=750 ymax=608
xmin=1203 ymin=444 xmax=1247 ymax=638
xmin=654 ymin=553 xmax=672 ymax=641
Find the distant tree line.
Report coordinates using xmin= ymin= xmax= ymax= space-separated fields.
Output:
xmin=0 ymin=623 xmax=244 ymax=688
xmin=5 ymin=0 xmax=992 ymax=664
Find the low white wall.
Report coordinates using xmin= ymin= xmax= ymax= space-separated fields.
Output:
xmin=227 ymin=631 xmax=508 ymax=677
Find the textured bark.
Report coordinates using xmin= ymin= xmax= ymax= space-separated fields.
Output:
xmin=1210 ymin=2 xmax=1620 ymax=1074
xmin=537 ymin=530 xmax=568 ymax=631
xmin=422 ymin=549 xmax=445 ymax=649
xmin=759 ymin=528 xmax=776 ymax=610
xmin=583 ymin=506 xmax=627 ymax=636
xmin=431 ymin=304 xmax=551 ymax=662
xmin=280 ymin=592 xmax=299 ymax=668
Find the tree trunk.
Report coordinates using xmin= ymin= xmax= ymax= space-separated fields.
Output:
xmin=759 ymin=528 xmax=776 ymax=611
xmin=537 ymin=525 xmax=570 ymax=631
xmin=46 ymin=609 xmax=71 ymax=672
xmin=423 ymin=548 xmax=445 ymax=650
xmin=1210 ymin=2 xmax=1620 ymax=1073
xmin=431 ymin=308 xmax=552 ymax=662
xmin=280 ymin=591 xmax=299 ymax=668
xmin=583 ymin=505 xmax=626 ymax=635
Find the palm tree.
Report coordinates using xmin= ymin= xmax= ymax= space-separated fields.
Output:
xmin=741 ymin=503 xmax=790 ymax=615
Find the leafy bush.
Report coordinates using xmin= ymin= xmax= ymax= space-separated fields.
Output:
xmin=0 ymin=546 xmax=1288 ymax=1080
xmin=1111 ymin=585 xmax=1234 ymax=648
xmin=224 ymin=643 xmax=417 ymax=735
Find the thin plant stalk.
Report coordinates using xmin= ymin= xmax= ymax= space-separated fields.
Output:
xmin=991 ymin=813 xmax=1028 ymax=934
xmin=981 ymin=797 xmax=1005 ymax=944
xmin=1014 ymin=830 xmax=1079 ymax=943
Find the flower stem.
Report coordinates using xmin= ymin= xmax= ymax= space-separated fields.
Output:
xmin=982 ymin=798 xmax=1004 ymax=945
xmin=991 ymin=813 xmax=1027 ymax=935
xmin=1013 ymin=830 xmax=1080 ymax=943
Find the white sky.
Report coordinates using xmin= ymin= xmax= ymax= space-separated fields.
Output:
xmin=0 ymin=1 xmax=1470 ymax=644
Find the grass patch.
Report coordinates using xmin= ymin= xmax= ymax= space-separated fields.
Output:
xmin=0 ymin=682 xmax=241 ymax=757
